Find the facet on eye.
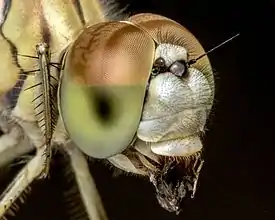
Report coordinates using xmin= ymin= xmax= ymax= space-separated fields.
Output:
xmin=58 ymin=21 xmax=156 ymax=159
xmin=65 ymin=21 xmax=155 ymax=86
xmin=128 ymin=13 xmax=213 ymax=87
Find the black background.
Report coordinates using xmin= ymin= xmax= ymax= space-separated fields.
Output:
xmin=1 ymin=0 xmax=275 ymax=220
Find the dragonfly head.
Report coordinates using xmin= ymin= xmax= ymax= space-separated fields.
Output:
xmin=58 ymin=13 xmax=214 ymax=212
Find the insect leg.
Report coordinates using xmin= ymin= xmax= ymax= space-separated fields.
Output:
xmin=0 ymin=144 xmax=49 ymax=218
xmin=65 ymin=143 xmax=108 ymax=220
xmin=10 ymin=115 xmax=52 ymax=179
xmin=191 ymin=155 xmax=204 ymax=198
xmin=0 ymin=92 xmax=55 ymax=217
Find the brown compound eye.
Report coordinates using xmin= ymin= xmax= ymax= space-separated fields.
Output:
xmin=58 ymin=21 xmax=156 ymax=159
xmin=128 ymin=13 xmax=213 ymax=81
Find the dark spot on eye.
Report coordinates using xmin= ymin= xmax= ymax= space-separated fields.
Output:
xmin=0 ymin=128 xmax=3 ymax=136
xmin=93 ymin=91 xmax=114 ymax=124
xmin=169 ymin=60 xmax=188 ymax=77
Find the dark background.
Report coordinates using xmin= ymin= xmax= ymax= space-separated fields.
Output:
xmin=1 ymin=0 xmax=275 ymax=220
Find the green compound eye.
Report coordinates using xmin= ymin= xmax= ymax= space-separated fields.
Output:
xmin=58 ymin=21 xmax=155 ymax=159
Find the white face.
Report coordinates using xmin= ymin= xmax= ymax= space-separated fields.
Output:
xmin=137 ymin=43 xmax=213 ymax=157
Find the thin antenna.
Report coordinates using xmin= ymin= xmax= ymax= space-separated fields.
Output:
xmin=188 ymin=33 xmax=240 ymax=66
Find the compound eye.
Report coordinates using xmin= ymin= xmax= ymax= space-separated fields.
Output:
xmin=58 ymin=21 xmax=155 ymax=159
xmin=128 ymin=13 xmax=213 ymax=80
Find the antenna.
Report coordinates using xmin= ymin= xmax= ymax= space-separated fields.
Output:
xmin=187 ymin=33 xmax=240 ymax=66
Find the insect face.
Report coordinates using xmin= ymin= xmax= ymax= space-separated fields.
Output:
xmin=57 ymin=13 xmax=215 ymax=213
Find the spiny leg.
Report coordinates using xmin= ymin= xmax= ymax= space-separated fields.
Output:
xmin=0 ymin=38 xmax=60 ymax=216
xmin=0 ymin=144 xmax=49 ymax=218
xmin=10 ymin=114 xmax=52 ymax=179
xmin=0 ymin=117 xmax=52 ymax=218
xmin=191 ymin=155 xmax=204 ymax=199
xmin=65 ymin=143 xmax=108 ymax=220
xmin=11 ymin=48 xmax=58 ymax=177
